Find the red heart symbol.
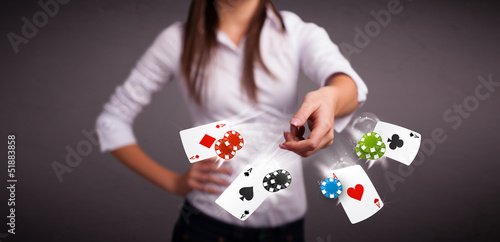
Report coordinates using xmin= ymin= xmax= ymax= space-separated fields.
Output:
xmin=374 ymin=198 xmax=380 ymax=208
xmin=347 ymin=184 xmax=364 ymax=201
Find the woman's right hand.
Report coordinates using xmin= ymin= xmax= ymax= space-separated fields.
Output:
xmin=172 ymin=158 xmax=233 ymax=196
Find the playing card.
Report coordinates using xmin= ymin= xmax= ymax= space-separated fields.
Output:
xmin=179 ymin=120 xmax=230 ymax=163
xmin=331 ymin=165 xmax=383 ymax=224
xmin=374 ymin=121 xmax=421 ymax=165
xmin=216 ymin=165 xmax=270 ymax=221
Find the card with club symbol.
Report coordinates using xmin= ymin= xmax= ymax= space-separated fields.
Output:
xmin=215 ymin=165 xmax=270 ymax=221
xmin=374 ymin=121 xmax=421 ymax=165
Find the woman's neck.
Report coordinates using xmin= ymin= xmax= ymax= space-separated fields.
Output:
xmin=216 ymin=0 xmax=261 ymax=46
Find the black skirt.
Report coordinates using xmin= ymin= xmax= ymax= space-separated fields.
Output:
xmin=171 ymin=200 xmax=305 ymax=242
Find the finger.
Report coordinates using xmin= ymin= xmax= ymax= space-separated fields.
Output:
xmin=297 ymin=125 xmax=305 ymax=138
xmin=188 ymin=179 xmax=220 ymax=194
xmin=282 ymin=120 xmax=331 ymax=155
xmin=290 ymin=125 xmax=305 ymax=140
xmin=198 ymin=184 xmax=221 ymax=194
xmin=191 ymin=163 xmax=210 ymax=174
xmin=193 ymin=159 xmax=218 ymax=170
xmin=193 ymin=173 xmax=229 ymax=192
xmin=196 ymin=162 xmax=233 ymax=175
xmin=198 ymin=156 xmax=219 ymax=164
xmin=203 ymin=174 xmax=231 ymax=186
xmin=306 ymin=118 xmax=332 ymax=147
xmin=290 ymin=125 xmax=299 ymax=137
xmin=208 ymin=165 xmax=233 ymax=175
xmin=280 ymin=130 xmax=306 ymax=151
xmin=300 ymin=132 xmax=335 ymax=157
xmin=283 ymin=131 xmax=300 ymax=142
xmin=319 ymin=118 xmax=335 ymax=149
xmin=290 ymin=97 xmax=319 ymax=127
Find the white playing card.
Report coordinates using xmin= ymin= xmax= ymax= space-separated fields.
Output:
xmin=179 ymin=120 xmax=230 ymax=163
xmin=374 ymin=121 xmax=421 ymax=165
xmin=216 ymin=165 xmax=270 ymax=221
xmin=331 ymin=165 xmax=383 ymax=224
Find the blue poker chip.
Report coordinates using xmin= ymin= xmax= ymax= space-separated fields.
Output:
xmin=320 ymin=177 xmax=343 ymax=199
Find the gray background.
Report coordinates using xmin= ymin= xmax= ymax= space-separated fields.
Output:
xmin=1 ymin=0 xmax=500 ymax=241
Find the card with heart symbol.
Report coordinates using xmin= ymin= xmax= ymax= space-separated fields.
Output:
xmin=215 ymin=165 xmax=270 ymax=221
xmin=331 ymin=165 xmax=384 ymax=224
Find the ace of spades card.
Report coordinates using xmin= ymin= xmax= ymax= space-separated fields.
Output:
xmin=216 ymin=165 xmax=270 ymax=221
xmin=331 ymin=165 xmax=383 ymax=224
xmin=374 ymin=121 xmax=421 ymax=165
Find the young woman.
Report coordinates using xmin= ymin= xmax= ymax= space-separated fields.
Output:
xmin=96 ymin=0 xmax=367 ymax=241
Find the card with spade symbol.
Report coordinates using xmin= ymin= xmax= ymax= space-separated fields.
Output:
xmin=215 ymin=165 xmax=270 ymax=221
xmin=374 ymin=121 xmax=421 ymax=165
xmin=331 ymin=165 xmax=383 ymax=224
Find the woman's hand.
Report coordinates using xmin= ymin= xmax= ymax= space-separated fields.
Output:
xmin=280 ymin=86 xmax=337 ymax=157
xmin=111 ymin=145 xmax=233 ymax=197
xmin=172 ymin=158 xmax=233 ymax=196
xmin=280 ymin=74 xmax=359 ymax=157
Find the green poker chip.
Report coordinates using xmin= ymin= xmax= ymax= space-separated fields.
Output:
xmin=355 ymin=132 xmax=386 ymax=160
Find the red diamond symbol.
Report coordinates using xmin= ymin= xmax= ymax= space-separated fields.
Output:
xmin=199 ymin=134 xmax=216 ymax=148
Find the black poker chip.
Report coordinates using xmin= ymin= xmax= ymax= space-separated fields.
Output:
xmin=262 ymin=169 xmax=292 ymax=193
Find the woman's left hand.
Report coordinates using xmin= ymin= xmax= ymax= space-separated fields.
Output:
xmin=280 ymin=74 xmax=359 ymax=157
xmin=279 ymin=86 xmax=337 ymax=157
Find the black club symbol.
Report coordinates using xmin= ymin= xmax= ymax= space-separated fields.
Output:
xmin=388 ymin=134 xmax=404 ymax=150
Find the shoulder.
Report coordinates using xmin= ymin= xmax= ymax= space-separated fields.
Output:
xmin=154 ymin=21 xmax=184 ymax=46
xmin=279 ymin=11 xmax=323 ymax=35
xmin=136 ymin=22 xmax=184 ymax=77
xmin=279 ymin=10 xmax=303 ymax=26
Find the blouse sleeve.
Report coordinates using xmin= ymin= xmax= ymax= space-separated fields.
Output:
xmin=282 ymin=11 xmax=368 ymax=132
xmin=95 ymin=22 xmax=183 ymax=152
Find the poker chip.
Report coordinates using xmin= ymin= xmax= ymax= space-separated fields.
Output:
xmin=223 ymin=130 xmax=244 ymax=151
xmin=355 ymin=132 xmax=386 ymax=160
xmin=262 ymin=169 xmax=292 ymax=192
xmin=214 ymin=139 xmax=236 ymax=160
xmin=320 ymin=177 xmax=343 ymax=199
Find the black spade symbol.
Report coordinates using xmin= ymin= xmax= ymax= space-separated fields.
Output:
xmin=388 ymin=134 xmax=404 ymax=150
xmin=244 ymin=168 xmax=252 ymax=177
xmin=239 ymin=187 xmax=254 ymax=201
xmin=240 ymin=210 xmax=250 ymax=219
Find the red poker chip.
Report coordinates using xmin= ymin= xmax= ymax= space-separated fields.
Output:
xmin=214 ymin=139 xmax=236 ymax=160
xmin=223 ymin=130 xmax=244 ymax=151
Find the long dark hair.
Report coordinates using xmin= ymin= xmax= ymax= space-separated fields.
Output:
xmin=181 ymin=0 xmax=285 ymax=104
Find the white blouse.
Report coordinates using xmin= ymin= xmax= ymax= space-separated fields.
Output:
xmin=96 ymin=7 xmax=368 ymax=228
